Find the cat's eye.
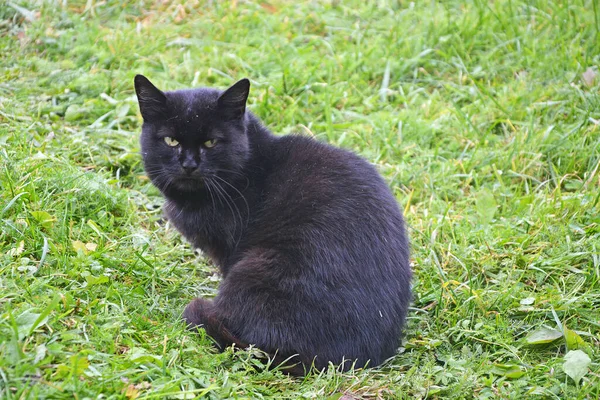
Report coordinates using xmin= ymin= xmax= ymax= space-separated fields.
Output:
xmin=204 ymin=139 xmax=218 ymax=148
xmin=164 ymin=137 xmax=179 ymax=147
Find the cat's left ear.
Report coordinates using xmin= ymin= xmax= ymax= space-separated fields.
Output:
xmin=217 ymin=79 xmax=250 ymax=120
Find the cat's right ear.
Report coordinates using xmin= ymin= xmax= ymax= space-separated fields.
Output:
xmin=134 ymin=75 xmax=167 ymax=122
xmin=217 ymin=78 xmax=250 ymax=120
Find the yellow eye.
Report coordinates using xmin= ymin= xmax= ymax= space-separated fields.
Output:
xmin=164 ymin=137 xmax=179 ymax=147
xmin=204 ymin=139 xmax=217 ymax=148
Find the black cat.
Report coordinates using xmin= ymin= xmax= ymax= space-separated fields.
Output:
xmin=134 ymin=75 xmax=411 ymax=374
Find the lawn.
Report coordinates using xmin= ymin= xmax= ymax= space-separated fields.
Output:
xmin=1 ymin=0 xmax=599 ymax=398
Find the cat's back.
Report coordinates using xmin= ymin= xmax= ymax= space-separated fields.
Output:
xmin=250 ymin=133 xmax=408 ymax=270
xmin=270 ymin=134 xmax=377 ymax=183
xmin=261 ymin=134 xmax=402 ymax=227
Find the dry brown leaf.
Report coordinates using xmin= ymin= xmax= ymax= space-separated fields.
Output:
xmin=125 ymin=384 xmax=139 ymax=399
xmin=85 ymin=242 xmax=97 ymax=252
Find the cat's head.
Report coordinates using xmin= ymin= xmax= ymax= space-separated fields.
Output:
xmin=134 ymin=75 xmax=251 ymax=197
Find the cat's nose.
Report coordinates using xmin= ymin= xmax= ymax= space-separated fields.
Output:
xmin=181 ymin=160 xmax=199 ymax=174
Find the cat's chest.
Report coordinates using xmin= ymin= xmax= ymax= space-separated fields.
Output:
xmin=163 ymin=201 xmax=212 ymax=242
xmin=163 ymin=200 xmax=234 ymax=266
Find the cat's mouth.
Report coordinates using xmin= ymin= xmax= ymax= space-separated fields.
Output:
xmin=174 ymin=176 xmax=205 ymax=191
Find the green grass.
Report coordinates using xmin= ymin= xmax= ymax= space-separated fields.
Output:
xmin=1 ymin=0 xmax=599 ymax=398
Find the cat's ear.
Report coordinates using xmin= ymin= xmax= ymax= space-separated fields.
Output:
xmin=134 ymin=75 xmax=168 ymax=122
xmin=217 ymin=78 xmax=250 ymax=120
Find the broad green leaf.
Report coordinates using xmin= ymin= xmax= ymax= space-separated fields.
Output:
xmin=55 ymin=354 xmax=90 ymax=379
xmin=424 ymin=386 xmax=443 ymax=395
xmin=72 ymin=240 xmax=88 ymax=254
xmin=86 ymin=275 xmax=109 ymax=285
xmin=16 ymin=310 xmax=47 ymax=339
xmin=525 ymin=327 xmax=563 ymax=345
xmin=128 ymin=347 xmax=163 ymax=366
xmin=30 ymin=211 xmax=56 ymax=229
xmin=29 ymin=294 xmax=60 ymax=336
xmin=55 ymin=364 xmax=71 ymax=378
xmin=6 ymin=336 xmax=24 ymax=363
xmin=491 ymin=363 xmax=526 ymax=379
xmin=564 ymin=328 xmax=586 ymax=350
xmin=65 ymin=104 xmax=86 ymax=121
xmin=563 ymin=350 xmax=591 ymax=384
xmin=476 ymin=189 xmax=497 ymax=224
xmin=70 ymin=354 xmax=90 ymax=376
xmin=519 ymin=297 xmax=535 ymax=305
xmin=34 ymin=344 xmax=47 ymax=364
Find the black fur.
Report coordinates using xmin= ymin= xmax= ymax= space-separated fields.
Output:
xmin=134 ymin=75 xmax=412 ymax=374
